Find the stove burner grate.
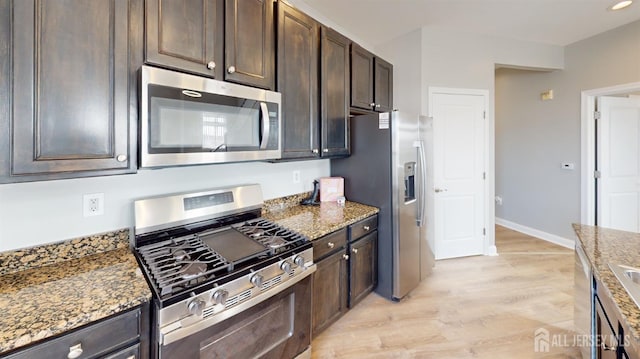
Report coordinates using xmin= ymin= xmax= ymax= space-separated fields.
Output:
xmin=138 ymin=235 xmax=231 ymax=296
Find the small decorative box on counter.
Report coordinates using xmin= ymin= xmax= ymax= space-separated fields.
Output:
xmin=319 ymin=177 xmax=344 ymax=202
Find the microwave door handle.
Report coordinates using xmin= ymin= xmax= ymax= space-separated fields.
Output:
xmin=259 ymin=102 xmax=270 ymax=150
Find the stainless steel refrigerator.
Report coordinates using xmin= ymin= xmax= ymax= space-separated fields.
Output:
xmin=331 ymin=111 xmax=435 ymax=301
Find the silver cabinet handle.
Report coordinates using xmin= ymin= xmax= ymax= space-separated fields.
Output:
xmin=342 ymin=254 xmax=349 ymax=260
xmin=601 ymin=343 xmax=617 ymax=351
xmin=369 ymin=102 xmax=376 ymax=107
xmin=207 ymin=61 xmax=216 ymax=70
xmin=67 ymin=344 xmax=83 ymax=359
xmin=327 ymin=242 xmax=335 ymax=249
xmin=116 ymin=154 xmax=127 ymax=162
xmin=228 ymin=66 xmax=236 ymax=74
xmin=434 ymin=188 xmax=448 ymax=193
xmin=312 ymin=149 xmax=319 ymax=154
xmin=352 ymin=248 xmax=358 ymax=254
xmin=363 ymin=225 xmax=370 ymax=231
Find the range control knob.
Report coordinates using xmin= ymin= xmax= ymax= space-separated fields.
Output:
xmin=280 ymin=261 xmax=293 ymax=275
xmin=293 ymin=255 xmax=306 ymax=268
xmin=211 ymin=290 xmax=229 ymax=306
xmin=250 ymin=273 xmax=264 ymax=288
xmin=187 ymin=298 xmax=206 ymax=317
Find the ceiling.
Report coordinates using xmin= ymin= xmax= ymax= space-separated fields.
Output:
xmin=297 ymin=0 xmax=640 ymax=47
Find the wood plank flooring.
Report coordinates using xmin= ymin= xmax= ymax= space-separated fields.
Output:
xmin=311 ymin=225 xmax=580 ymax=358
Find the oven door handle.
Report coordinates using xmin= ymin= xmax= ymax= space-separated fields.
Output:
xmin=259 ymin=102 xmax=270 ymax=150
xmin=160 ymin=263 xmax=316 ymax=346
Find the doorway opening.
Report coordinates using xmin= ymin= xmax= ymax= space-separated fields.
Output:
xmin=581 ymin=82 xmax=640 ymax=227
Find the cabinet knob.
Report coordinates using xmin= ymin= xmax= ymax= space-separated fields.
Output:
xmin=352 ymin=248 xmax=358 ymax=254
xmin=369 ymin=102 xmax=376 ymax=107
xmin=376 ymin=104 xmax=381 ymax=108
xmin=116 ymin=154 xmax=127 ymax=162
xmin=327 ymin=242 xmax=335 ymax=249
xmin=363 ymin=225 xmax=370 ymax=231
xmin=312 ymin=149 xmax=319 ymax=154
xmin=323 ymin=149 xmax=329 ymax=153
xmin=342 ymin=254 xmax=349 ymax=260
xmin=207 ymin=61 xmax=216 ymax=70
xmin=228 ymin=66 xmax=236 ymax=74
xmin=67 ymin=344 xmax=83 ymax=359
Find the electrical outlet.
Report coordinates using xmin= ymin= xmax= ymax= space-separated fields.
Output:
xmin=83 ymin=193 xmax=104 ymax=217
xmin=292 ymin=170 xmax=301 ymax=184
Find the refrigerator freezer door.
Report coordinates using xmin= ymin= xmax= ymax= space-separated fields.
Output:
xmin=418 ymin=115 xmax=435 ymax=280
xmin=392 ymin=111 xmax=422 ymax=299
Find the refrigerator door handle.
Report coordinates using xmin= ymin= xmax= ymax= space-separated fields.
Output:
xmin=416 ymin=140 xmax=427 ymax=227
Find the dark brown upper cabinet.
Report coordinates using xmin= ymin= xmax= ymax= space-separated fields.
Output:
xmin=350 ymin=43 xmax=393 ymax=113
xmin=146 ymin=0 xmax=275 ymax=89
xmin=145 ymin=0 xmax=224 ymax=79
xmin=0 ymin=0 xmax=142 ymax=183
xmin=320 ymin=27 xmax=350 ymax=158
xmin=374 ymin=57 xmax=393 ymax=113
xmin=277 ymin=1 xmax=319 ymax=159
xmin=225 ymin=0 xmax=275 ymax=90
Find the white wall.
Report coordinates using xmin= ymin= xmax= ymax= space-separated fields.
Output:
xmin=496 ymin=20 xmax=640 ymax=239
xmin=373 ymin=25 xmax=565 ymax=251
xmin=0 ymin=160 xmax=329 ymax=252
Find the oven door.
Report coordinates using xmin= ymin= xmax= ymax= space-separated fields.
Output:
xmin=159 ymin=276 xmax=312 ymax=359
xmin=140 ymin=65 xmax=281 ymax=168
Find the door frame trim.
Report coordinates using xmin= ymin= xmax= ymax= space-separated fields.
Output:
xmin=580 ymin=82 xmax=640 ymax=225
xmin=427 ymin=87 xmax=494 ymax=257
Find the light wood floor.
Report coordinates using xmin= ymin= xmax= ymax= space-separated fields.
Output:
xmin=311 ymin=225 xmax=580 ymax=358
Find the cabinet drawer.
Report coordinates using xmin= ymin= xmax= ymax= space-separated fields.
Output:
xmin=7 ymin=308 xmax=140 ymax=359
xmin=349 ymin=215 xmax=378 ymax=241
xmin=104 ymin=343 xmax=140 ymax=359
xmin=313 ymin=228 xmax=347 ymax=261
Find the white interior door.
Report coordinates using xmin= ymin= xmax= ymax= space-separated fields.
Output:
xmin=431 ymin=91 xmax=486 ymax=259
xmin=597 ymin=96 xmax=640 ymax=232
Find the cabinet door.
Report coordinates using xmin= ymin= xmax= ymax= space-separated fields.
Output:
xmin=349 ymin=231 xmax=377 ymax=307
xmin=312 ymin=248 xmax=348 ymax=337
xmin=374 ymin=57 xmax=393 ymax=113
xmin=225 ymin=0 xmax=275 ymax=90
xmin=595 ymin=297 xmax=618 ymax=359
xmin=350 ymin=43 xmax=374 ymax=111
xmin=146 ymin=0 xmax=223 ymax=78
xmin=4 ymin=0 xmax=141 ymax=182
xmin=320 ymin=27 xmax=350 ymax=157
xmin=277 ymin=2 xmax=319 ymax=159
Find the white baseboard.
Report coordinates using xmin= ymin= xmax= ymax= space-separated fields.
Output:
xmin=495 ymin=218 xmax=575 ymax=249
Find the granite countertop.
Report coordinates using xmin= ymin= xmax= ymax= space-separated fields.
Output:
xmin=573 ymin=224 xmax=640 ymax=346
xmin=0 ymin=230 xmax=151 ymax=355
xmin=263 ymin=193 xmax=379 ymax=240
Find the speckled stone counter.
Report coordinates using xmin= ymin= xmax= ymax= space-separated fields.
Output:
xmin=573 ymin=224 xmax=640 ymax=352
xmin=0 ymin=230 xmax=151 ymax=355
xmin=263 ymin=195 xmax=379 ymax=240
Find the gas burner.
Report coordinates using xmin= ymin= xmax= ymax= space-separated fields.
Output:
xmin=264 ymin=236 xmax=287 ymax=249
xmin=172 ymin=248 xmax=190 ymax=261
xmin=179 ymin=261 xmax=207 ymax=280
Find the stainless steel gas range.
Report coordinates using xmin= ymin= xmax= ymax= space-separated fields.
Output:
xmin=133 ymin=184 xmax=316 ymax=359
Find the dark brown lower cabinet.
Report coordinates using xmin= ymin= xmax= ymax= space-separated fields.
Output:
xmin=349 ymin=231 xmax=377 ymax=307
xmin=312 ymin=237 xmax=349 ymax=337
xmin=312 ymin=215 xmax=378 ymax=337
xmin=595 ymin=296 xmax=618 ymax=359
xmin=5 ymin=304 xmax=149 ymax=359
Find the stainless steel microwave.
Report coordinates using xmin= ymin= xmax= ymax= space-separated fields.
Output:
xmin=139 ymin=66 xmax=281 ymax=168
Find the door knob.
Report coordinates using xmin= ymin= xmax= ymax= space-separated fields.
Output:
xmin=434 ymin=188 xmax=448 ymax=193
